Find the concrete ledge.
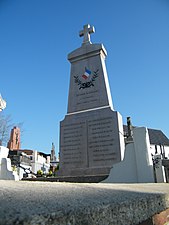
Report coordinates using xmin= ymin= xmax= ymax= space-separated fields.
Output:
xmin=0 ymin=181 xmax=169 ymax=225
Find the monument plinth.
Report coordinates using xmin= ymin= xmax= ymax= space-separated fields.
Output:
xmin=59 ymin=24 xmax=125 ymax=177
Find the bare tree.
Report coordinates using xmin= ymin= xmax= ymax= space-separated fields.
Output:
xmin=0 ymin=114 xmax=13 ymax=146
xmin=0 ymin=112 xmax=25 ymax=147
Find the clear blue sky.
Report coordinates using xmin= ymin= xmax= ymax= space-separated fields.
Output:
xmin=0 ymin=0 xmax=169 ymax=155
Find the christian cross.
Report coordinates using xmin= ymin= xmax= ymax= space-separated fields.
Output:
xmin=79 ymin=24 xmax=95 ymax=45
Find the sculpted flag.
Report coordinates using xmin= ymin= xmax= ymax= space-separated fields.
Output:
xmin=0 ymin=94 xmax=6 ymax=111
xmin=82 ymin=67 xmax=91 ymax=80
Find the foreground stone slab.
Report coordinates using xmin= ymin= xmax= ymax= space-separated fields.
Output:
xmin=0 ymin=181 xmax=169 ymax=225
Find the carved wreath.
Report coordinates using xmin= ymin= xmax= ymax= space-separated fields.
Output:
xmin=74 ymin=69 xmax=99 ymax=89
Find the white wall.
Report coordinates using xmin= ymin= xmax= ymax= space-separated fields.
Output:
xmin=31 ymin=150 xmax=50 ymax=174
xmin=31 ymin=162 xmax=50 ymax=174
xmin=133 ymin=127 xmax=154 ymax=183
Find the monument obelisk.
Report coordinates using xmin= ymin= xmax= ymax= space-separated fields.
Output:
xmin=59 ymin=24 xmax=125 ymax=178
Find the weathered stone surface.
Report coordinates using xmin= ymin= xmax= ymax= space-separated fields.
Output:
xmin=0 ymin=181 xmax=169 ymax=225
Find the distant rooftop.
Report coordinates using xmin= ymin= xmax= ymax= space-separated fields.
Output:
xmin=123 ymin=125 xmax=169 ymax=146
xmin=148 ymin=128 xmax=169 ymax=146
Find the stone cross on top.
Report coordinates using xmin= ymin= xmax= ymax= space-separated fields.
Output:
xmin=79 ymin=24 xmax=95 ymax=45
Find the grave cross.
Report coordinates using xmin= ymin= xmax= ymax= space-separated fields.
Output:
xmin=79 ymin=24 xmax=95 ymax=45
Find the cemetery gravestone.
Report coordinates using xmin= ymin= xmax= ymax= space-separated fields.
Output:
xmin=59 ymin=24 xmax=125 ymax=177
xmin=0 ymin=95 xmax=19 ymax=180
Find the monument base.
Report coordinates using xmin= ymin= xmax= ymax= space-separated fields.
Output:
xmin=23 ymin=174 xmax=109 ymax=183
xmin=59 ymin=107 xmax=125 ymax=177
xmin=58 ymin=166 xmax=111 ymax=177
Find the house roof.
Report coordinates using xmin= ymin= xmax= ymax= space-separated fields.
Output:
xmin=123 ymin=125 xmax=169 ymax=146
xmin=148 ymin=128 xmax=169 ymax=146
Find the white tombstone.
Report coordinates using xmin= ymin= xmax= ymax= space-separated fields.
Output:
xmin=153 ymin=154 xmax=166 ymax=183
xmin=31 ymin=150 xmax=50 ymax=175
xmin=0 ymin=146 xmax=19 ymax=180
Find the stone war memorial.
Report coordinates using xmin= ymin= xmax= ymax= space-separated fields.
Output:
xmin=59 ymin=24 xmax=125 ymax=178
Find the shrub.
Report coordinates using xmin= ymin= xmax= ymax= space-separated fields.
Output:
xmin=55 ymin=164 xmax=59 ymax=171
xmin=37 ymin=170 xmax=43 ymax=176
xmin=48 ymin=170 xmax=53 ymax=176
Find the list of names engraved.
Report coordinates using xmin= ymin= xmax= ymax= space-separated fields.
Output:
xmin=87 ymin=117 xmax=116 ymax=166
xmin=60 ymin=121 xmax=87 ymax=168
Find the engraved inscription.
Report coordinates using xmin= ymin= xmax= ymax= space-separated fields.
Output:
xmin=60 ymin=114 xmax=121 ymax=173
xmin=88 ymin=117 xmax=116 ymax=165
xmin=76 ymin=90 xmax=99 ymax=106
xmin=60 ymin=122 xmax=87 ymax=167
